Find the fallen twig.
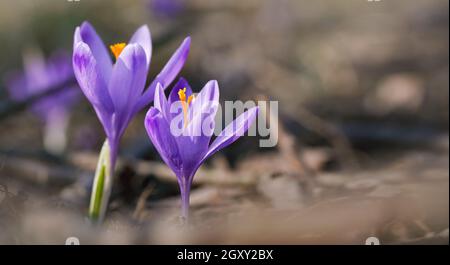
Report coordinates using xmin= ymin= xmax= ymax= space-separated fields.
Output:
xmin=132 ymin=184 xmax=155 ymax=222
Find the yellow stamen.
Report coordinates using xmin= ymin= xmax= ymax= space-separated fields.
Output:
xmin=110 ymin=43 xmax=127 ymax=60
xmin=178 ymin=88 xmax=195 ymax=128
xmin=187 ymin=95 xmax=194 ymax=105
xmin=178 ymin=88 xmax=187 ymax=102
xmin=181 ymin=101 xmax=188 ymax=128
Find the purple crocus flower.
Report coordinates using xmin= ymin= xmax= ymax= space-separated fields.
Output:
xmin=149 ymin=0 xmax=185 ymax=17
xmin=5 ymin=49 xmax=79 ymax=154
xmin=72 ymin=21 xmax=190 ymax=221
xmin=145 ymin=79 xmax=259 ymax=219
xmin=73 ymin=21 xmax=190 ymax=165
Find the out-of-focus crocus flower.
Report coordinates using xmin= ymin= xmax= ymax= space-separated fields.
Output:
xmin=72 ymin=21 xmax=190 ymax=221
xmin=149 ymin=0 xmax=185 ymax=17
xmin=5 ymin=49 xmax=79 ymax=154
xmin=145 ymin=79 xmax=259 ymax=219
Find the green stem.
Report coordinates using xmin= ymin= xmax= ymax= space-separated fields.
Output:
xmin=88 ymin=139 xmax=113 ymax=223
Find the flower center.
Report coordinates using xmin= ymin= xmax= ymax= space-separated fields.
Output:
xmin=109 ymin=43 xmax=127 ymax=60
xmin=178 ymin=88 xmax=194 ymax=128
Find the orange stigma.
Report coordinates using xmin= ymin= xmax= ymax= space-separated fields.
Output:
xmin=110 ymin=43 xmax=127 ymax=60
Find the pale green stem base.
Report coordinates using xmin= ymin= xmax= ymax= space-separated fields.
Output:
xmin=88 ymin=139 xmax=117 ymax=223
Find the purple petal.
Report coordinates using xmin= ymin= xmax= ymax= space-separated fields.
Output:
xmin=73 ymin=42 xmax=113 ymax=113
xmin=23 ymin=51 xmax=48 ymax=92
xmin=74 ymin=27 xmax=82 ymax=49
xmin=129 ymin=25 xmax=152 ymax=68
xmin=153 ymin=36 xmax=191 ymax=88
xmin=174 ymin=134 xmax=210 ymax=179
xmin=108 ymin=44 xmax=147 ymax=115
xmin=201 ymin=106 xmax=259 ymax=163
xmin=154 ymin=83 xmax=170 ymax=120
xmin=134 ymin=36 xmax=191 ymax=112
xmin=4 ymin=71 xmax=27 ymax=102
xmin=78 ymin=21 xmax=112 ymax=83
xmin=45 ymin=51 xmax=75 ymax=85
xmin=94 ymin=107 xmax=114 ymax=143
xmin=145 ymin=107 xmax=183 ymax=174
xmin=187 ymin=80 xmax=219 ymax=128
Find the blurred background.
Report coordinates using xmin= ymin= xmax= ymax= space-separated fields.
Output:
xmin=0 ymin=0 xmax=448 ymax=244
